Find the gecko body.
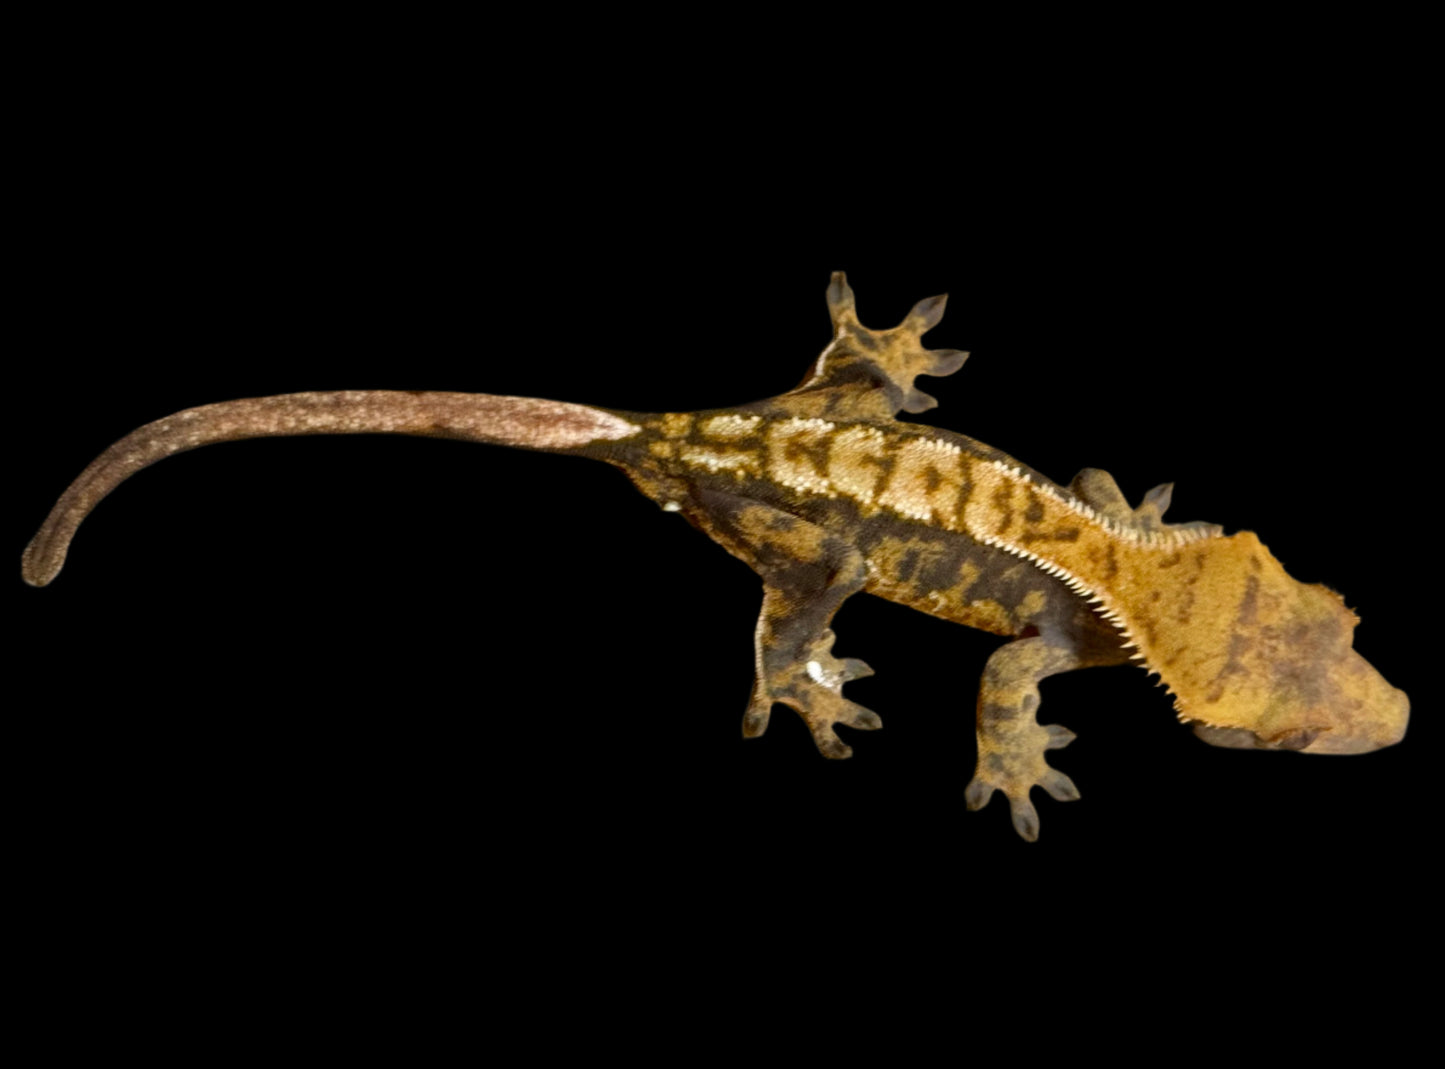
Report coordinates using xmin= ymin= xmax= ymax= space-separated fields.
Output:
xmin=23 ymin=274 xmax=1408 ymax=839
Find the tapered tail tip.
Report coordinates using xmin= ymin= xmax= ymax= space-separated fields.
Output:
xmin=21 ymin=533 xmax=63 ymax=587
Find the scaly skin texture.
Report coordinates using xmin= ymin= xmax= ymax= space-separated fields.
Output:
xmin=21 ymin=274 xmax=1409 ymax=840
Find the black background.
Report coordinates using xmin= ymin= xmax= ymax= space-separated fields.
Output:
xmin=10 ymin=34 xmax=1430 ymax=1012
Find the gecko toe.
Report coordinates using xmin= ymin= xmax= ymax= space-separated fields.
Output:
xmin=1044 ymin=723 xmax=1076 ymax=750
xmin=741 ymin=703 xmax=771 ymax=738
xmin=843 ymin=702 xmax=882 ymax=731
xmin=813 ymin=729 xmax=854 ymax=760
xmin=929 ymin=349 xmax=969 ymax=377
xmin=965 ymin=748 xmax=1075 ymax=836
xmin=806 ymin=698 xmax=879 ymax=757
xmin=840 ymin=657 xmax=874 ymax=681
xmin=1040 ymin=769 xmax=1080 ymax=802
xmin=1008 ymin=796 xmax=1041 ymax=842
xmin=964 ymin=777 xmax=995 ymax=811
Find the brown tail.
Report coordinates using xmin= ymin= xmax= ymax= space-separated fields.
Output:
xmin=21 ymin=390 xmax=640 ymax=587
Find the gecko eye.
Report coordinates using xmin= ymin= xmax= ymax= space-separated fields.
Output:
xmin=1269 ymin=729 xmax=1321 ymax=751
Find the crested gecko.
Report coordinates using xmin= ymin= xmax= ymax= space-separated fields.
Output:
xmin=21 ymin=273 xmax=1409 ymax=840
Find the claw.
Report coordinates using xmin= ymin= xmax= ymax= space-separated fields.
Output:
xmin=840 ymin=657 xmax=874 ymax=681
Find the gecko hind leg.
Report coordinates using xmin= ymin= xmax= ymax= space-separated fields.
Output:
xmin=964 ymin=636 xmax=1090 ymax=842
xmin=681 ymin=488 xmax=878 ymax=759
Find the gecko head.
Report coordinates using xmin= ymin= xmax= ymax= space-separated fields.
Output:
xmin=1291 ymin=640 xmax=1410 ymax=754
xmin=1191 ymin=579 xmax=1408 ymax=756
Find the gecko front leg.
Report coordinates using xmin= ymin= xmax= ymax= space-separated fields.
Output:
xmin=964 ymin=636 xmax=1092 ymax=842
xmin=685 ymin=489 xmax=878 ymax=759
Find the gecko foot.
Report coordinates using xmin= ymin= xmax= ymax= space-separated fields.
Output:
xmin=965 ymin=723 xmax=1080 ymax=842
xmin=967 ymin=637 xmax=1089 ymax=841
xmin=789 ymin=691 xmax=882 ymax=759
xmin=744 ymin=629 xmax=879 ymax=757
xmin=745 ymin=679 xmax=882 ymax=757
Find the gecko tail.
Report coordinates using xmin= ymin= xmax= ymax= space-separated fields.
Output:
xmin=21 ymin=390 xmax=640 ymax=587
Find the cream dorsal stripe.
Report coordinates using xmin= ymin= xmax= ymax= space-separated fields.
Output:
xmin=969 ymin=458 xmax=1217 ymax=550
xmin=753 ymin=416 xmax=1213 ymax=548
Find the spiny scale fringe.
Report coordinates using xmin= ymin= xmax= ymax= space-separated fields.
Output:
xmin=977 ymin=459 xmax=1226 ymax=722
xmin=987 ymin=460 xmax=1217 ymax=549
